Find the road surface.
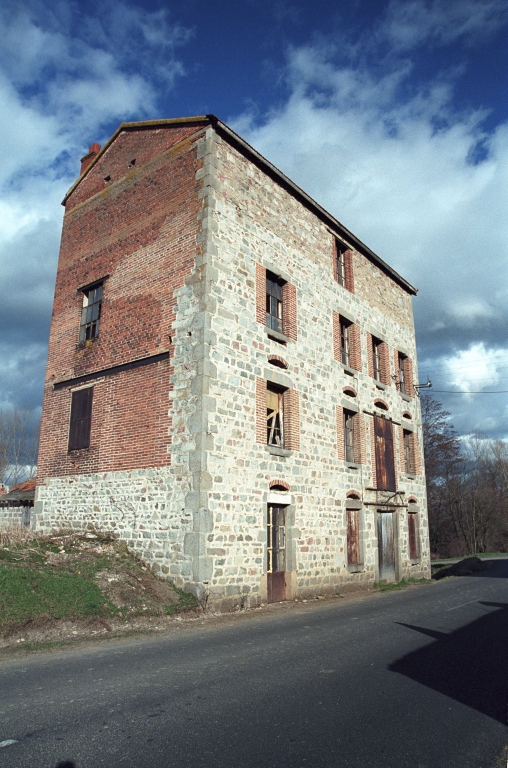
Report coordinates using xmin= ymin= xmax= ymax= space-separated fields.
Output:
xmin=1 ymin=560 xmax=507 ymax=767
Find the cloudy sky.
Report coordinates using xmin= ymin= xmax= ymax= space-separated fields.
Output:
xmin=1 ymin=0 xmax=508 ymax=439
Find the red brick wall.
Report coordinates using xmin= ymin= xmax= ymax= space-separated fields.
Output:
xmin=38 ymin=123 xmax=205 ymax=482
xmin=283 ymin=388 xmax=300 ymax=451
xmin=282 ymin=282 xmax=298 ymax=340
xmin=344 ymin=249 xmax=355 ymax=293
xmin=38 ymin=359 xmax=171 ymax=478
xmin=255 ymin=377 xmax=266 ymax=443
xmin=332 ymin=312 xmax=342 ymax=363
xmin=349 ymin=323 xmax=362 ymax=372
xmin=255 ymin=263 xmax=266 ymax=325
xmin=67 ymin=124 xmax=207 ymax=209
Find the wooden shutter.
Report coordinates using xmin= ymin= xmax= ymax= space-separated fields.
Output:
xmin=374 ymin=415 xmax=396 ymax=491
xmin=347 ymin=509 xmax=361 ymax=565
xmin=68 ymin=387 xmax=93 ymax=451
xmin=408 ymin=512 xmax=419 ymax=559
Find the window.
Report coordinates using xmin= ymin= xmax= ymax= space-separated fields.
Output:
xmin=398 ymin=352 xmax=407 ymax=395
xmin=334 ymin=240 xmax=354 ymax=292
xmin=403 ymin=430 xmax=412 ymax=474
xmin=372 ymin=337 xmax=382 ymax=381
xmin=344 ymin=409 xmax=356 ymax=463
xmin=336 ymin=242 xmax=346 ymax=287
xmin=80 ymin=283 xmax=103 ymax=342
xmin=340 ymin=317 xmax=352 ymax=366
xmin=408 ymin=509 xmax=420 ymax=559
xmin=267 ymin=384 xmax=284 ymax=447
xmin=266 ymin=271 xmax=284 ymax=333
xmin=68 ymin=387 xmax=93 ymax=451
xmin=347 ymin=509 xmax=361 ymax=565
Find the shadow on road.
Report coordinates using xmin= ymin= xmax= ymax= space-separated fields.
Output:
xmin=390 ymin=601 xmax=508 ymax=724
xmin=466 ymin=558 xmax=508 ymax=579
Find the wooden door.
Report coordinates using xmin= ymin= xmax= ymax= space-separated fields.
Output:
xmin=374 ymin=415 xmax=396 ymax=491
xmin=267 ymin=504 xmax=286 ymax=602
xmin=377 ymin=511 xmax=396 ymax=582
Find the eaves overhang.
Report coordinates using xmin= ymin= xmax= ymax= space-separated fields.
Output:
xmin=63 ymin=114 xmax=417 ymax=296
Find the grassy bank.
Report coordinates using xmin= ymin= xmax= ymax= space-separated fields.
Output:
xmin=0 ymin=527 xmax=197 ymax=637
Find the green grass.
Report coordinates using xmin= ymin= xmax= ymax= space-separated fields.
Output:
xmin=165 ymin=587 xmax=198 ymax=615
xmin=374 ymin=577 xmax=431 ymax=592
xmin=0 ymin=564 xmax=114 ymax=630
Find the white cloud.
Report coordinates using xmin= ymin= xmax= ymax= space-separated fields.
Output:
xmin=0 ymin=2 xmax=191 ymax=411
xmin=381 ymin=0 xmax=508 ymax=50
xmin=443 ymin=343 xmax=508 ymax=395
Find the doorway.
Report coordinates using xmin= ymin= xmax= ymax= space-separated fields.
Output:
xmin=377 ymin=511 xmax=396 ymax=582
xmin=267 ymin=504 xmax=287 ymax=602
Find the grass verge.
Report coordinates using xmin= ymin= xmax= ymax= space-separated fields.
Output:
xmin=374 ymin=577 xmax=431 ymax=592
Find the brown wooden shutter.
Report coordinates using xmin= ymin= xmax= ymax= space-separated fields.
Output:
xmin=374 ymin=415 xmax=396 ymax=491
xmin=408 ymin=512 xmax=419 ymax=559
xmin=347 ymin=509 xmax=361 ymax=565
xmin=68 ymin=387 xmax=93 ymax=451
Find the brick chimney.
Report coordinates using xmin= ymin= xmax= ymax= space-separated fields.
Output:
xmin=80 ymin=142 xmax=101 ymax=175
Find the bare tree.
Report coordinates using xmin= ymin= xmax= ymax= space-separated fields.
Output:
xmin=0 ymin=407 xmax=40 ymax=488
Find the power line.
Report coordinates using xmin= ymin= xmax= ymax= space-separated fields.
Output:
xmin=429 ymin=389 xmax=508 ymax=394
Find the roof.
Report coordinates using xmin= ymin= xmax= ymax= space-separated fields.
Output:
xmin=0 ymin=478 xmax=36 ymax=505
xmin=64 ymin=115 xmax=417 ymax=296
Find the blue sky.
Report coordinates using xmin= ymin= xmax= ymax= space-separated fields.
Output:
xmin=1 ymin=0 xmax=508 ymax=439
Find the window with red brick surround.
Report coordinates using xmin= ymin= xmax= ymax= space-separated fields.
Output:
xmin=333 ymin=239 xmax=354 ymax=293
xmin=399 ymin=426 xmax=421 ymax=475
xmin=255 ymin=263 xmax=297 ymax=340
xmin=333 ymin=312 xmax=362 ymax=371
xmin=256 ymin=377 xmax=300 ymax=451
xmin=367 ymin=334 xmax=390 ymax=384
xmin=336 ymin=406 xmax=365 ymax=464
xmin=395 ymin=351 xmax=414 ymax=397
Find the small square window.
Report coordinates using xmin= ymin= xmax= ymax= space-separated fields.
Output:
xmin=80 ymin=283 xmax=103 ymax=343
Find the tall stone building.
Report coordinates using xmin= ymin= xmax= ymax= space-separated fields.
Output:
xmin=35 ymin=115 xmax=430 ymax=609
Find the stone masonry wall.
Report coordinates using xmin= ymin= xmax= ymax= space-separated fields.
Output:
xmin=199 ymin=129 xmax=429 ymax=607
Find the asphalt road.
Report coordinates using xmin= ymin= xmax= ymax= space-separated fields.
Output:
xmin=1 ymin=561 xmax=507 ymax=768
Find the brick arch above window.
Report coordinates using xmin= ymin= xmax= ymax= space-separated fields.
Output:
xmin=402 ymin=411 xmax=412 ymax=420
xmin=268 ymin=354 xmax=288 ymax=369
xmin=374 ymin=399 xmax=389 ymax=411
xmin=343 ymin=386 xmax=357 ymax=397
xmin=269 ymin=479 xmax=291 ymax=491
xmin=346 ymin=490 xmax=361 ymax=499
xmin=408 ymin=496 xmax=418 ymax=505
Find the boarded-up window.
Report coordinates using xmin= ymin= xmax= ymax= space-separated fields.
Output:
xmin=347 ymin=509 xmax=361 ymax=565
xmin=267 ymin=385 xmax=284 ymax=447
xmin=408 ymin=510 xmax=419 ymax=559
xmin=374 ymin=415 xmax=396 ymax=491
xmin=68 ymin=387 xmax=93 ymax=451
